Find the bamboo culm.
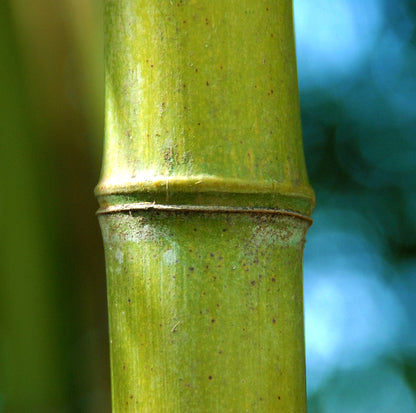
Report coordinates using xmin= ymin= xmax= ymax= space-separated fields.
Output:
xmin=97 ymin=1 xmax=314 ymax=411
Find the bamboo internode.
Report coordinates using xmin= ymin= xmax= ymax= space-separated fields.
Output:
xmin=97 ymin=1 xmax=314 ymax=411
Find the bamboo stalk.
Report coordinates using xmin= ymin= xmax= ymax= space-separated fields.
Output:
xmin=97 ymin=1 xmax=314 ymax=411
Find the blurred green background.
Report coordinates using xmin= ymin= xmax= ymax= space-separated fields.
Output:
xmin=0 ymin=0 xmax=415 ymax=412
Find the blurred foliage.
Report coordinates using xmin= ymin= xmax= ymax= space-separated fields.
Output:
xmin=0 ymin=0 xmax=415 ymax=412
xmin=295 ymin=0 xmax=416 ymax=411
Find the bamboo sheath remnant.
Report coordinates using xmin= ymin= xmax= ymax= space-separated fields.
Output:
xmin=98 ymin=203 xmax=313 ymax=223
xmin=97 ymin=1 xmax=314 ymax=411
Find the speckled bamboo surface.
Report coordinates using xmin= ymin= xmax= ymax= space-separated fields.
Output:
xmin=97 ymin=1 xmax=314 ymax=411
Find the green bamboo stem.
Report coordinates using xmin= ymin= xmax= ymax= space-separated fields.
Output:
xmin=0 ymin=2 xmax=67 ymax=410
xmin=97 ymin=1 xmax=314 ymax=411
